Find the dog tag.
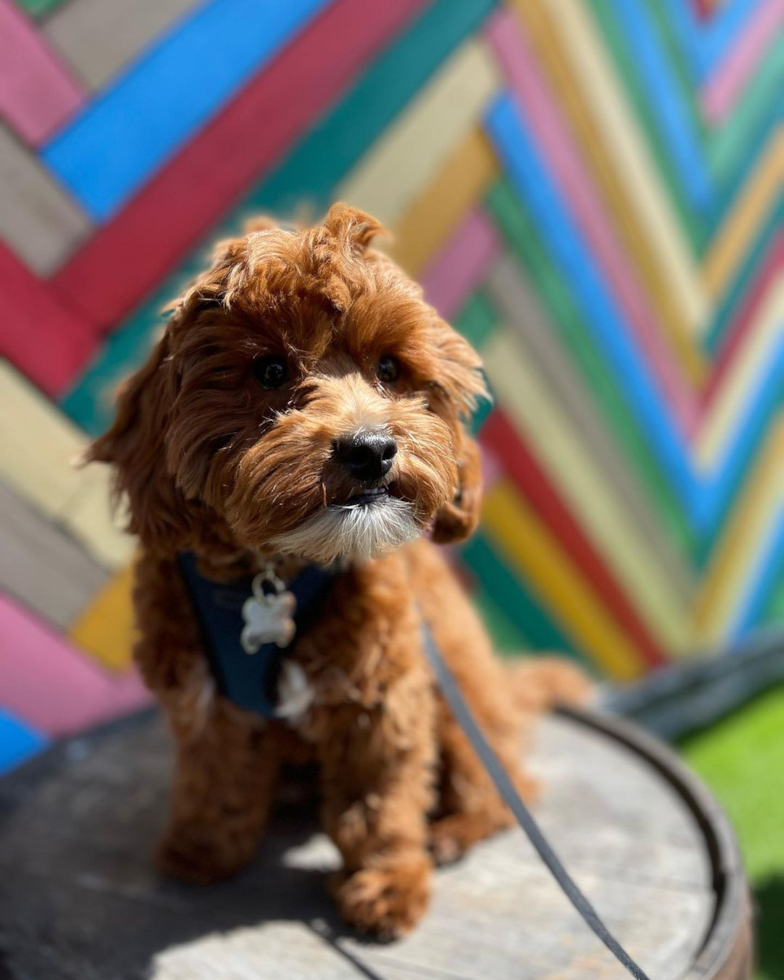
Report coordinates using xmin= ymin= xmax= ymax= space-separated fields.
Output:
xmin=240 ymin=566 xmax=297 ymax=654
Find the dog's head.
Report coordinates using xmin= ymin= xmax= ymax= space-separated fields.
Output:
xmin=89 ymin=204 xmax=488 ymax=563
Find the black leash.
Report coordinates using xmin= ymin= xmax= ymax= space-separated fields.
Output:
xmin=421 ymin=627 xmax=651 ymax=980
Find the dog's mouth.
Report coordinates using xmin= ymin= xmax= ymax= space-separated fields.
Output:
xmin=338 ymin=486 xmax=391 ymax=508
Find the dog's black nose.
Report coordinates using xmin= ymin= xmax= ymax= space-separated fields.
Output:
xmin=334 ymin=432 xmax=397 ymax=482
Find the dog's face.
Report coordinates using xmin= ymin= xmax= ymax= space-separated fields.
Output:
xmin=90 ymin=205 xmax=487 ymax=563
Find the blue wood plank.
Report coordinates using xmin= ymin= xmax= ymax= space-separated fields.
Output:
xmin=41 ymin=0 xmax=330 ymax=221
xmin=0 ymin=710 xmax=49 ymax=776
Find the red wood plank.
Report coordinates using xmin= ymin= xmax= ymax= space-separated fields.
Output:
xmin=702 ymin=233 xmax=784 ymax=407
xmin=0 ymin=244 xmax=96 ymax=397
xmin=51 ymin=0 xmax=427 ymax=333
xmin=481 ymin=410 xmax=667 ymax=667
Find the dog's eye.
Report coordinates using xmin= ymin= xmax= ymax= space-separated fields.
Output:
xmin=253 ymin=355 xmax=289 ymax=389
xmin=377 ymin=355 xmax=400 ymax=383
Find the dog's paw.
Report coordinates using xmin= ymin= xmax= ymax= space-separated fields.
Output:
xmin=334 ymin=854 xmax=432 ymax=939
xmin=156 ymin=830 xmax=251 ymax=885
xmin=429 ymin=808 xmax=517 ymax=866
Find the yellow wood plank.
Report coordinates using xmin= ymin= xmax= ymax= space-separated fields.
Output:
xmin=703 ymin=129 xmax=784 ymax=300
xmin=69 ymin=564 xmax=137 ymax=670
xmin=694 ymin=421 xmax=784 ymax=645
xmin=483 ymin=481 xmax=646 ymax=679
xmin=523 ymin=0 xmax=709 ymax=336
xmin=0 ymin=361 xmax=133 ymax=568
xmin=483 ymin=330 xmax=692 ymax=653
xmin=696 ymin=279 xmax=784 ymax=470
xmin=386 ymin=127 xmax=498 ymax=276
xmin=336 ymin=38 xmax=500 ymax=227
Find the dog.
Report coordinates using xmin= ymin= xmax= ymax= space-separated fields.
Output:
xmin=89 ymin=203 xmax=588 ymax=938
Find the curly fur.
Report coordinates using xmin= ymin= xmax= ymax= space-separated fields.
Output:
xmin=89 ymin=204 xmax=589 ymax=938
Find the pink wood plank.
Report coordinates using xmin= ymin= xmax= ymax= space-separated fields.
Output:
xmin=701 ymin=0 xmax=784 ymax=123
xmin=0 ymin=592 xmax=150 ymax=737
xmin=0 ymin=0 xmax=85 ymax=146
xmin=487 ymin=8 xmax=698 ymax=438
xmin=421 ymin=208 xmax=501 ymax=321
xmin=0 ymin=243 xmax=97 ymax=398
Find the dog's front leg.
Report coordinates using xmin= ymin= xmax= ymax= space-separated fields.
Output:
xmin=156 ymin=697 xmax=279 ymax=885
xmin=316 ymin=664 xmax=437 ymax=939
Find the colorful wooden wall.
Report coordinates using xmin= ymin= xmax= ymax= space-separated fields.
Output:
xmin=1 ymin=0 xmax=782 ymax=771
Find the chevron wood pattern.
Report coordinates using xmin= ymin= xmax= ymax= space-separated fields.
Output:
xmin=0 ymin=0 xmax=781 ymax=771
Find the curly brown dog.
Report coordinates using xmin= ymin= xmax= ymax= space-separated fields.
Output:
xmin=89 ymin=203 xmax=588 ymax=938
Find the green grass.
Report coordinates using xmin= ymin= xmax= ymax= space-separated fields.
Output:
xmin=679 ymin=688 xmax=784 ymax=979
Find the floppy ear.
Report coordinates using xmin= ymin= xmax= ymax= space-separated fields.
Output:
xmin=431 ymin=434 xmax=483 ymax=544
xmin=86 ymin=328 xmax=198 ymax=555
xmin=427 ymin=321 xmax=489 ymax=545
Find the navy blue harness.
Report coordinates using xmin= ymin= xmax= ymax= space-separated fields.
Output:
xmin=177 ymin=553 xmax=335 ymax=717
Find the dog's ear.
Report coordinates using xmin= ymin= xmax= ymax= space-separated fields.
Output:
xmin=322 ymin=202 xmax=384 ymax=253
xmin=427 ymin=320 xmax=489 ymax=545
xmin=431 ymin=434 xmax=483 ymax=544
xmin=86 ymin=326 xmax=198 ymax=555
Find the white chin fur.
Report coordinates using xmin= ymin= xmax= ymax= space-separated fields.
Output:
xmin=269 ymin=496 xmax=420 ymax=563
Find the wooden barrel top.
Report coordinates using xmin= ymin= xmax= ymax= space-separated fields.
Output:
xmin=0 ymin=707 xmax=752 ymax=980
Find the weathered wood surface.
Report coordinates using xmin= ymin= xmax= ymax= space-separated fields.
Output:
xmin=0 ymin=710 xmax=749 ymax=979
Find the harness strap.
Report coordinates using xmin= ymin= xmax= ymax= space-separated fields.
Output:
xmin=421 ymin=624 xmax=651 ymax=980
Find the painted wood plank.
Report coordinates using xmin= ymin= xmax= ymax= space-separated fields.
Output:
xmin=13 ymin=0 xmax=67 ymax=16
xmin=612 ymin=0 xmax=713 ymax=211
xmin=0 ymin=708 xmax=48 ymax=776
xmin=386 ymin=126 xmax=498 ymax=277
xmin=488 ymin=7 xmax=704 ymax=419
xmin=485 ymin=91 xmax=701 ymax=528
xmin=336 ymin=38 xmax=500 ymax=227
xmin=661 ymin=0 xmax=763 ymax=82
xmin=706 ymin=234 xmax=784 ymax=403
xmin=695 ymin=422 xmax=784 ymax=645
xmin=482 ymin=410 xmax=667 ymax=668
xmin=703 ymin=129 xmax=784 ymax=300
xmin=0 ymin=0 xmax=84 ymax=145
xmin=701 ymin=0 xmax=784 ymax=123
xmin=0 ymin=593 xmax=149 ymax=736
xmin=50 ymin=0 xmax=428 ymax=331
xmin=0 ymin=249 xmax=97 ymax=398
xmin=0 ymin=481 xmax=108 ymax=630
xmin=697 ymin=279 xmax=784 ymax=469
xmin=44 ymin=0 xmax=200 ymax=91
xmin=0 ymin=361 xmax=134 ymax=568
xmin=525 ymin=0 xmax=708 ymax=330
xmin=41 ymin=0 xmax=331 ymax=220
xmin=487 ymin=257 xmax=695 ymax=604
xmin=483 ymin=482 xmax=647 ymax=679
xmin=483 ymin=327 xmax=692 ymax=655
xmin=69 ymin=566 xmax=136 ymax=671
xmin=0 ymin=123 xmax=90 ymax=275
xmin=420 ymin=207 xmax=500 ymax=321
